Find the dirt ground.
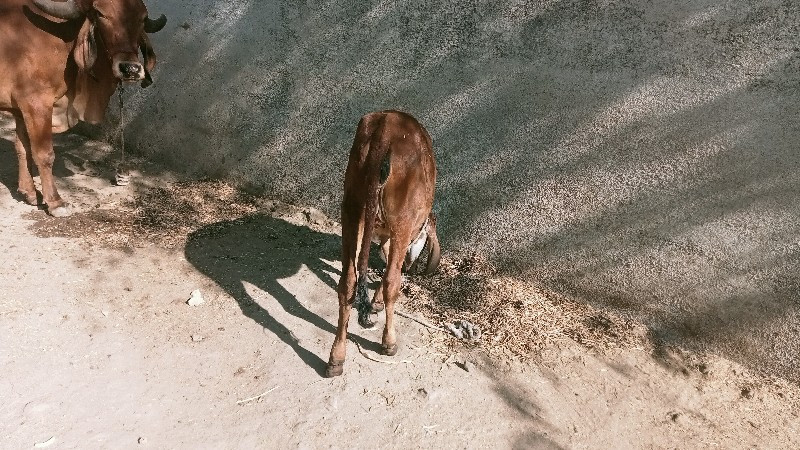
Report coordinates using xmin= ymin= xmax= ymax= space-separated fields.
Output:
xmin=2 ymin=132 xmax=800 ymax=449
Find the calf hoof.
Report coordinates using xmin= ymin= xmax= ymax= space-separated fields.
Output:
xmin=17 ymin=190 xmax=38 ymax=206
xmin=325 ymin=361 xmax=344 ymax=378
xmin=47 ymin=203 xmax=72 ymax=217
xmin=381 ymin=343 xmax=398 ymax=356
xmin=371 ymin=301 xmax=385 ymax=313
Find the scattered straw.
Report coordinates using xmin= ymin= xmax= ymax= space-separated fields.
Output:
xmin=28 ymin=179 xmax=648 ymax=364
xmin=237 ymin=385 xmax=280 ymax=405
xmin=355 ymin=341 xmax=413 ymax=365
xmin=29 ymin=180 xmax=261 ymax=248
xmin=395 ymin=309 xmax=444 ymax=332
xmin=402 ymin=254 xmax=649 ymax=360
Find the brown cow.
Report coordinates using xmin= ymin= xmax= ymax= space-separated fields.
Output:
xmin=0 ymin=0 xmax=166 ymax=216
xmin=326 ymin=110 xmax=441 ymax=377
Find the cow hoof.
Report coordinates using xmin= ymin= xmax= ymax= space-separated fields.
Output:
xmin=371 ymin=301 xmax=385 ymax=313
xmin=325 ymin=361 xmax=344 ymax=378
xmin=48 ymin=204 xmax=72 ymax=217
xmin=381 ymin=343 xmax=398 ymax=356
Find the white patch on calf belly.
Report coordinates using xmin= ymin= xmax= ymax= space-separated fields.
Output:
xmin=406 ymin=231 xmax=427 ymax=264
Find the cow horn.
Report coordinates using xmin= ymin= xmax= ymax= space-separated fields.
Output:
xmin=32 ymin=0 xmax=83 ymax=20
xmin=144 ymin=14 xmax=167 ymax=33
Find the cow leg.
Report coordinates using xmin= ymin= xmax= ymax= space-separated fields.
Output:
xmin=12 ymin=113 xmax=37 ymax=205
xmin=18 ymin=102 xmax=71 ymax=217
xmin=371 ymin=238 xmax=391 ymax=313
xmin=380 ymin=235 xmax=409 ymax=356
xmin=326 ymin=215 xmax=360 ymax=377
xmin=325 ymin=264 xmax=355 ymax=377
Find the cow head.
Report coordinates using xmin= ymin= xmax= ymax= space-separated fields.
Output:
xmin=33 ymin=0 xmax=167 ymax=88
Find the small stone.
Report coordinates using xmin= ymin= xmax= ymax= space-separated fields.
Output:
xmin=187 ymin=289 xmax=204 ymax=306
xmin=416 ymin=387 xmax=428 ymax=399
xmin=416 ymin=387 xmax=441 ymax=402
xmin=741 ymin=387 xmax=754 ymax=399
xmin=138 ymin=437 xmax=147 ymax=444
xmin=191 ymin=335 xmax=204 ymax=342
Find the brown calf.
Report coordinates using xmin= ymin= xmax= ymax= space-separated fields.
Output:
xmin=326 ymin=110 xmax=441 ymax=377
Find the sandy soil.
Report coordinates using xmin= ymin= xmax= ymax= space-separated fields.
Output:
xmin=2 ymin=133 xmax=800 ymax=449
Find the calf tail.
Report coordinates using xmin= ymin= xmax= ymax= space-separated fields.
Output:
xmin=355 ymin=125 xmax=391 ymax=328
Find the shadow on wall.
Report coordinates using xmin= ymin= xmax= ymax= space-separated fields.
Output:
xmin=184 ymin=213 xmax=383 ymax=376
xmin=135 ymin=1 xmax=800 ymax=380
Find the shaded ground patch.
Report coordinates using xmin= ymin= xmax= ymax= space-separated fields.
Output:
xmin=28 ymin=178 xmax=651 ymax=362
xmin=7 ymin=170 xmax=800 ymax=448
xmin=28 ymin=180 xmax=264 ymax=248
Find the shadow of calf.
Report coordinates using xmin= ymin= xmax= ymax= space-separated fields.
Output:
xmin=184 ymin=213 xmax=379 ymax=376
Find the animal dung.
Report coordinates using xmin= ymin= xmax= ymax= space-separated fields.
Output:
xmin=446 ymin=320 xmax=482 ymax=342
xmin=187 ymin=289 xmax=205 ymax=306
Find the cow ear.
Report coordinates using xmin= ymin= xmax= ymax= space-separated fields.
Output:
xmin=139 ymin=31 xmax=157 ymax=88
xmin=72 ymin=19 xmax=97 ymax=71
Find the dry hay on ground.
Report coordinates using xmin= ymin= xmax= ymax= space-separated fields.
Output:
xmin=30 ymin=179 xmax=649 ymax=360
xmin=128 ymin=181 xmax=260 ymax=248
xmin=29 ymin=180 xmax=260 ymax=248
xmin=403 ymin=254 xmax=650 ymax=360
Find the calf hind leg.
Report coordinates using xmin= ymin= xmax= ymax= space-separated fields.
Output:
xmin=326 ymin=263 xmax=356 ymax=377
xmin=380 ymin=239 xmax=408 ymax=356
xmin=326 ymin=214 xmax=361 ymax=377
xmin=370 ymin=239 xmax=391 ymax=313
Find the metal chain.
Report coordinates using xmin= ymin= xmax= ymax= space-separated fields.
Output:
xmin=114 ymin=85 xmax=130 ymax=185
xmin=117 ymin=85 xmax=125 ymax=165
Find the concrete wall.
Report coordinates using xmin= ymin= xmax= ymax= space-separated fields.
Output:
xmin=129 ymin=0 xmax=800 ymax=379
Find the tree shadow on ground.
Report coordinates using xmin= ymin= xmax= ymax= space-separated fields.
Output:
xmin=477 ymin=354 xmax=565 ymax=449
xmin=184 ymin=213 xmax=380 ymax=376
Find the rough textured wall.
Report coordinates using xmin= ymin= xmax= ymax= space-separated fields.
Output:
xmin=129 ymin=0 xmax=800 ymax=379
